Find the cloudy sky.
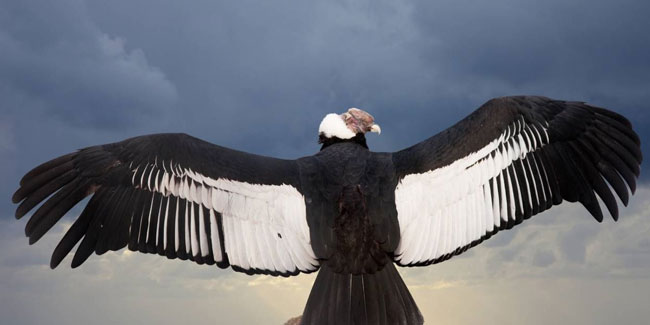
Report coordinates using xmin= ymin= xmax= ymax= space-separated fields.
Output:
xmin=1 ymin=0 xmax=649 ymax=324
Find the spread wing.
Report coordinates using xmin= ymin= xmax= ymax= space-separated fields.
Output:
xmin=391 ymin=96 xmax=642 ymax=267
xmin=13 ymin=133 xmax=318 ymax=276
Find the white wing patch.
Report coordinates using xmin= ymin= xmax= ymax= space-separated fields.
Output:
xmin=129 ymin=163 xmax=318 ymax=274
xmin=394 ymin=117 xmax=550 ymax=265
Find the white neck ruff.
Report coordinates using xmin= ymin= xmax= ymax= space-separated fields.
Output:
xmin=318 ymin=113 xmax=356 ymax=139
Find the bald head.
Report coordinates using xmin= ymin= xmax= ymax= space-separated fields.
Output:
xmin=343 ymin=108 xmax=381 ymax=135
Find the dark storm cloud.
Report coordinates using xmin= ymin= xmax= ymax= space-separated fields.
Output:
xmin=408 ymin=0 xmax=650 ymax=162
xmin=0 ymin=1 xmax=177 ymax=129
xmin=82 ymin=0 xmax=432 ymax=155
xmin=0 ymin=0 xmax=177 ymax=213
xmin=78 ymin=0 xmax=650 ymax=163
xmin=0 ymin=0 xmax=646 ymax=214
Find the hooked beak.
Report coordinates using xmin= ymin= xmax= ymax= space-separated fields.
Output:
xmin=370 ymin=124 xmax=381 ymax=135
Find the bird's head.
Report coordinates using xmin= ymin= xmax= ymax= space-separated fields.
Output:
xmin=318 ymin=108 xmax=381 ymax=143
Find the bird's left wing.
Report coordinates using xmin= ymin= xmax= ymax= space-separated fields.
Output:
xmin=391 ymin=96 xmax=642 ymax=266
xmin=13 ymin=133 xmax=318 ymax=276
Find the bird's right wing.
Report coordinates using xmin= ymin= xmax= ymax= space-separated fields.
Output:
xmin=13 ymin=133 xmax=318 ymax=276
xmin=391 ymin=96 xmax=642 ymax=267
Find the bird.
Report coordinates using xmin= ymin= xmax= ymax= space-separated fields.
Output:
xmin=12 ymin=96 xmax=642 ymax=325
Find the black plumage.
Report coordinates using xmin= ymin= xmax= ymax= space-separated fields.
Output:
xmin=12 ymin=96 xmax=642 ymax=325
xmin=391 ymin=96 xmax=642 ymax=268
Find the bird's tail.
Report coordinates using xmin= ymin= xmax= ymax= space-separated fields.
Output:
xmin=301 ymin=263 xmax=423 ymax=325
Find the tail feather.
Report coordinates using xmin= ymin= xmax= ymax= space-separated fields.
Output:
xmin=302 ymin=263 xmax=423 ymax=325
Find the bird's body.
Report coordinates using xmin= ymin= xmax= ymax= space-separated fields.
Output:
xmin=300 ymin=139 xmax=398 ymax=274
xmin=12 ymin=96 xmax=642 ymax=324
xmin=298 ymin=139 xmax=422 ymax=324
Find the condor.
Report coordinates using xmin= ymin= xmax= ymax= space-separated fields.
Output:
xmin=13 ymin=96 xmax=642 ymax=325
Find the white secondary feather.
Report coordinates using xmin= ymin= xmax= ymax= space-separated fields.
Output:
xmin=198 ymin=205 xmax=209 ymax=257
xmin=209 ymin=209 xmax=222 ymax=263
xmin=145 ymin=193 xmax=155 ymax=243
xmin=163 ymin=198 xmax=170 ymax=249
xmin=155 ymin=197 xmax=163 ymax=246
xmin=190 ymin=202 xmax=198 ymax=256
xmin=128 ymin=161 xmax=318 ymax=274
xmin=184 ymin=200 xmax=190 ymax=254
xmin=394 ymin=118 xmax=551 ymax=265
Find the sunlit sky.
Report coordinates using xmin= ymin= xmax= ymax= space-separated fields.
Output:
xmin=1 ymin=0 xmax=649 ymax=324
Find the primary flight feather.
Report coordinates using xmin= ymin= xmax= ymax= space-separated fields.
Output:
xmin=13 ymin=96 xmax=642 ymax=324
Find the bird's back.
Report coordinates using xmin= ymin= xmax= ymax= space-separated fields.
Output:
xmin=298 ymin=142 xmax=400 ymax=274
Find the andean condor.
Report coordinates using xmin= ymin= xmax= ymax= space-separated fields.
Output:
xmin=12 ymin=96 xmax=642 ymax=325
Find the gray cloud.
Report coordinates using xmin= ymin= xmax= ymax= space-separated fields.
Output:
xmin=76 ymin=0 xmax=650 ymax=164
xmin=0 ymin=0 xmax=178 ymax=212
xmin=559 ymin=222 xmax=600 ymax=263
xmin=2 ymin=0 xmax=647 ymax=161
xmin=482 ymin=229 xmax=517 ymax=247
xmin=0 ymin=1 xmax=177 ymax=130
xmin=532 ymin=249 xmax=556 ymax=268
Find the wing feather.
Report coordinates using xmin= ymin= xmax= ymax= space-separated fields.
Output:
xmin=13 ymin=133 xmax=318 ymax=276
xmin=392 ymin=96 xmax=642 ymax=266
